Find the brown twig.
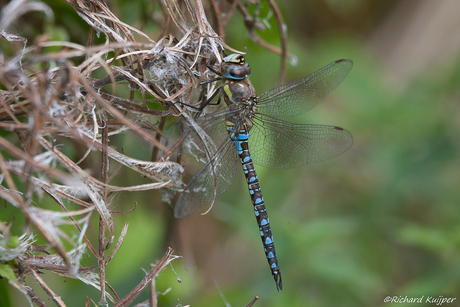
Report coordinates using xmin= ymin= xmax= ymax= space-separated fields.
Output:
xmin=266 ymin=0 xmax=287 ymax=84
xmin=24 ymin=282 xmax=48 ymax=307
xmin=31 ymin=269 xmax=67 ymax=307
xmin=113 ymin=248 xmax=175 ymax=307
xmin=246 ymin=296 xmax=259 ymax=307
xmin=210 ymin=0 xmax=225 ymax=36
xmin=98 ymin=110 xmax=109 ymax=305
xmin=149 ymin=263 xmax=157 ymax=307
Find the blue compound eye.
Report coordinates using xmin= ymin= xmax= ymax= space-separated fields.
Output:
xmin=221 ymin=54 xmax=251 ymax=79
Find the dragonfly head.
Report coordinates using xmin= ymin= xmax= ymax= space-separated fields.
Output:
xmin=221 ymin=54 xmax=251 ymax=80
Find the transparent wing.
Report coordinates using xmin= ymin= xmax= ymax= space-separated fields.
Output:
xmin=174 ymin=138 xmax=238 ymax=218
xmin=257 ymin=59 xmax=353 ymax=117
xmin=248 ymin=114 xmax=353 ymax=169
xmin=179 ymin=107 xmax=241 ymax=162
xmin=174 ymin=107 xmax=245 ymax=219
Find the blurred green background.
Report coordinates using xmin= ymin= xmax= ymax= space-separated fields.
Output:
xmin=2 ymin=0 xmax=460 ymax=306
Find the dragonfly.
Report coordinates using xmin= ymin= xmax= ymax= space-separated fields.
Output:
xmin=173 ymin=54 xmax=353 ymax=291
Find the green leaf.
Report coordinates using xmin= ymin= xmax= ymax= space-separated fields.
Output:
xmin=0 ymin=264 xmax=16 ymax=282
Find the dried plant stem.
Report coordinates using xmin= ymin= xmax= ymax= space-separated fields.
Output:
xmin=246 ymin=296 xmax=259 ymax=307
xmin=31 ymin=269 xmax=66 ymax=307
xmin=266 ymin=0 xmax=287 ymax=84
xmin=98 ymin=216 xmax=108 ymax=305
xmin=24 ymin=284 xmax=48 ymax=307
xmin=98 ymin=111 xmax=109 ymax=305
xmin=113 ymin=248 xmax=175 ymax=307
xmin=149 ymin=264 xmax=157 ymax=307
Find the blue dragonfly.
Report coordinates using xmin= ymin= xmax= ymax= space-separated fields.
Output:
xmin=174 ymin=54 xmax=353 ymax=290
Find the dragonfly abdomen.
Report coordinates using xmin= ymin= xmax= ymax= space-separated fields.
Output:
xmin=233 ymin=132 xmax=283 ymax=291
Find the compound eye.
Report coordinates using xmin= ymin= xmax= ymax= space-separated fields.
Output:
xmin=221 ymin=55 xmax=251 ymax=79
xmin=226 ymin=65 xmax=249 ymax=79
xmin=243 ymin=62 xmax=251 ymax=75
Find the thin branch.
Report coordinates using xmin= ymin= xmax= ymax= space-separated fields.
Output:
xmin=266 ymin=0 xmax=287 ymax=84
xmin=246 ymin=296 xmax=259 ymax=307
xmin=113 ymin=248 xmax=175 ymax=307
xmin=31 ymin=269 xmax=67 ymax=307
xmin=149 ymin=263 xmax=157 ymax=307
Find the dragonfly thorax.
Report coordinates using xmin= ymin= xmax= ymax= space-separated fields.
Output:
xmin=222 ymin=77 xmax=257 ymax=108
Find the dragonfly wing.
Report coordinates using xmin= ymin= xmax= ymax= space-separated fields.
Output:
xmin=174 ymin=138 xmax=238 ymax=218
xmin=179 ymin=107 xmax=237 ymax=164
xmin=175 ymin=107 xmax=246 ymax=218
xmin=248 ymin=114 xmax=353 ymax=169
xmin=257 ymin=59 xmax=353 ymax=117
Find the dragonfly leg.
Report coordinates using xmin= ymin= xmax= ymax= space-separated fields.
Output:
xmin=198 ymin=88 xmax=221 ymax=110
xmin=206 ymin=55 xmax=221 ymax=75
xmin=167 ymin=86 xmax=221 ymax=111
xmin=201 ymin=77 xmax=221 ymax=85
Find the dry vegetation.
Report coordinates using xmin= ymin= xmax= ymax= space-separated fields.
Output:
xmin=0 ymin=0 xmax=288 ymax=306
